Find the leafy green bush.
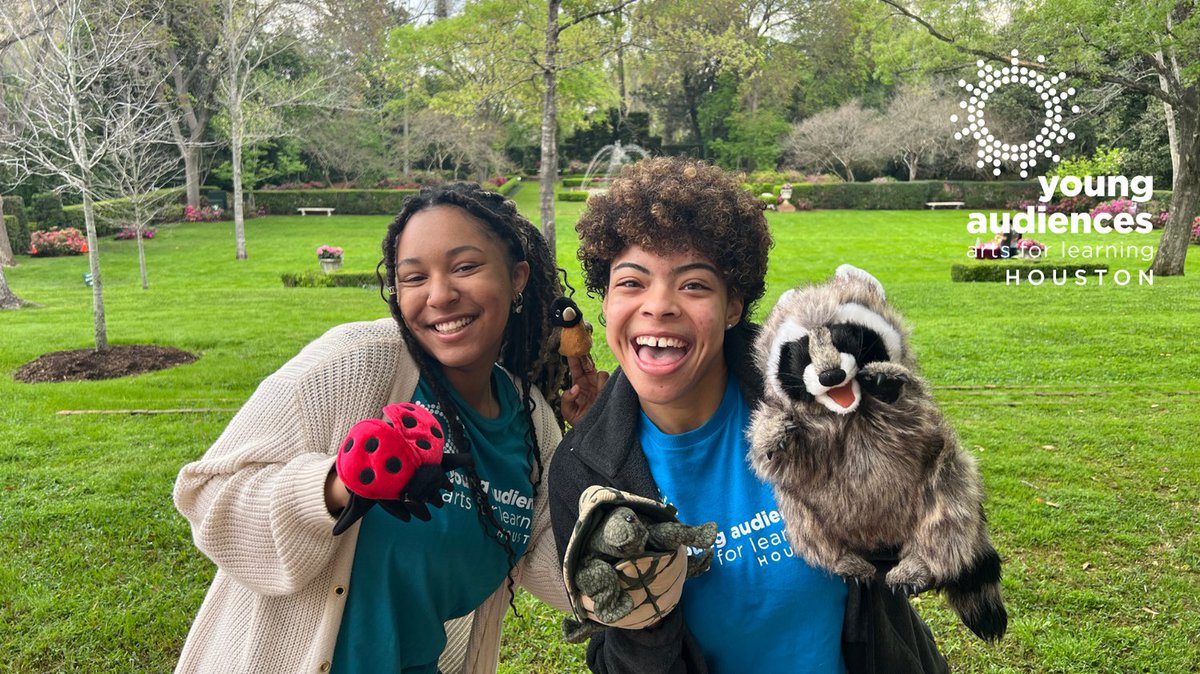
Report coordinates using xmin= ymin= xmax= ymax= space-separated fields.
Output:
xmin=1047 ymin=147 xmax=1126 ymax=178
xmin=281 ymin=271 xmax=379 ymax=288
xmin=3 ymin=195 xmax=30 ymax=255
xmin=950 ymin=263 xmax=1109 ymax=282
xmin=252 ymin=189 xmax=420 ymax=216
xmin=557 ymin=190 xmax=589 ymax=202
xmin=32 ymin=193 xmax=66 ymax=229
xmin=746 ymin=182 xmax=780 ymax=197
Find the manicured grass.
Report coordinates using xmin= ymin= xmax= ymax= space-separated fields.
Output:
xmin=1 ymin=189 xmax=1197 ymax=672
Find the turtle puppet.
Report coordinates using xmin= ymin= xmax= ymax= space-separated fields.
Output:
xmin=332 ymin=402 xmax=473 ymax=535
xmin=561 ymin=486 xmax=717 ymax=643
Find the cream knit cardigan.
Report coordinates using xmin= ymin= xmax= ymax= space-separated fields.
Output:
xmin=173 ymin=319 xmax=570 ymax=674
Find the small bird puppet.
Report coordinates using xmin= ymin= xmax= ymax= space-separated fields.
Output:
xmin=747 ymin=265 xmax=1008 ymax=642
xmin=332 ymin=402 xmax=473 ymax=535
xmin=560 ymin=486 xmax=718 ymax=643
xmin=551 ymin=296 xmax=594 ymax=365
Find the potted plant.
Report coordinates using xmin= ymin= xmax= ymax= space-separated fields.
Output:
xmin=317 ymin=245 xmax=343 ymax=273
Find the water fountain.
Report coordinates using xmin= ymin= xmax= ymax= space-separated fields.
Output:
xmin=579 ymin=141 xmax=651 ymax=193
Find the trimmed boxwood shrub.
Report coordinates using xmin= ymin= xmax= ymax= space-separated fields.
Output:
xmin=950 ymin=263 xmax=1109 ymax=282
xmin=253 ymin=189 xmax=420 ymax=216
xmin=784 ymin=180 xmax=1040 ymax=210
xmin=32 ymin=193 xmax=67 ymax=229
xmin=282 ymin=271 xmax=379 ymax=288
xmin=3 ymin=195 xmax=31 ymax=255
xmin=496 ymin=177 xmax=521 ymax=195
xmin=557 ymin=190 xmax=589 ymax=202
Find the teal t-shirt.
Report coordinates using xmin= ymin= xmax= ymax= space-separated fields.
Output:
xmin=640 ymin=375 xmax=847 ymax=674
xmin=332 ymin=366 xmax=534 ymax=673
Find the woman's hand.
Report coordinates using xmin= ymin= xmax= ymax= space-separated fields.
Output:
xmin=561 ymin=354 xmax=609 ymax=426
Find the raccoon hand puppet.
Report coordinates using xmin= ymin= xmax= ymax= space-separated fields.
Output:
xmin=747 ymin=264 xmax=1008 ymax=642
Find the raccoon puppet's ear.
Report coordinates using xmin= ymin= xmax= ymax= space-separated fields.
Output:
xmin=833 ymin=264 xmax=886 ymax=301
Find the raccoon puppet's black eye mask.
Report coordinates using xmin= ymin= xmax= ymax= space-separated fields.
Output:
xmin=776 ymin=322 xmax=891 ymax=403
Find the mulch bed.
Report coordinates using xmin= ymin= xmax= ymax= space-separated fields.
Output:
xmin=14 ymin=345 xmax=199 ymax=383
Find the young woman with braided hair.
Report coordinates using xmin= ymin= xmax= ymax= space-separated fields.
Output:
xmin=173 ymin=182 xmax=606 ymax=674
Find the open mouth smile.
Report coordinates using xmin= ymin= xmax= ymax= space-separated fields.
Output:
xmin=632 ymin=334 xmax=692 ymax=371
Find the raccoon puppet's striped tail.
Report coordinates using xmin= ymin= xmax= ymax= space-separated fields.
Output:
xmin=942 ymin=546 xmax=1008 ymax=642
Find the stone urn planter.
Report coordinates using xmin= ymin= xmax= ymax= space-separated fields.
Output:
xmin=320 ymin=258 xmax=343 ymax=273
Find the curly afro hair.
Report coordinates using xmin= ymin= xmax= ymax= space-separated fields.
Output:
xmin=576 ymin=157 xmax=773 ymax=322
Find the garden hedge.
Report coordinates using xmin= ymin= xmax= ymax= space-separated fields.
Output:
xmin=281 ymin=271 xmax=379 ymax=288
xmin=556 ymin=190 xmax=589 ymax=202
xmin=252 ymin=189 xmax=420 ymax=216
xmin=3 ymin=195 xmax=31 ymax=255
xmin=60 ymin=188 xmax=187 ymax=236
xmin=786 ymin=180 xmax=1042 ymax=210
xmin=950 ymin=262 xmax=1110 ymax=282
xmin=253 ymin=177 xmax=519 ymax=216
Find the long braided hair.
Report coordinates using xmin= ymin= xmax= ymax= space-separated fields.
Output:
xmin=377 ymin=182 xmax=568 ymax=611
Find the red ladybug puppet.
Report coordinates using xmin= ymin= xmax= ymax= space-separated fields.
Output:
xmin=332 ymin=402 xmax=473 ymax=535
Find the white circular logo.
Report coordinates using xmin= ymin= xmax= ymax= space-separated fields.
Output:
xmin=952 ymin=50 xmax=1081 ymax=178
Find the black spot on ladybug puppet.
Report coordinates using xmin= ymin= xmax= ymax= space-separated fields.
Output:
xmin=332 ymin=402 xmax=473 ymax=534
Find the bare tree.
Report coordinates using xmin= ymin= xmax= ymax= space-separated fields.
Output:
xmin=106 ymin=97 xmax=183 ymax=290
xmin=216 ymin=0 xmax=341 ymax=260
xmin=874 ymin=84 xmax=961 ymax=181
xmin=783 ymin=100 xmax=881 ymax=181
xmin=0 ymin=0 xmax=168 ymax=346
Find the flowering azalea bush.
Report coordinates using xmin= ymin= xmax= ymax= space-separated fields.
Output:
xmin=183 ymin=204 xmax=224 ymax=222
xmin=30 ymin=227 xmax=88 ymax=256
xmin=115 ymin=225 xmax=155 ymax=240
xmin=1089 ymin=198 xmax=1139 ymax=217
xmin=317 ymin=245 xmax=343 ymax=260
xmin=1192 ymin=216 xmax=1200 ymax=244
xmin=1017 ymin=238 xmax=1046 ymax=254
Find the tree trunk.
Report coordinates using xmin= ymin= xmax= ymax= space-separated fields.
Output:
xmin=538 ymin=0 xmax=561 ymax=254
xmin=908 ymin=158 xmax=918 ymax=182
xmin=81 ymin=189 xmax=109 ymax=350
xmin=0 ymin=193 xmax=14 ymax=267
xmin=1150 ymin=93 xmax=1198 ymax=277
xmin=0 ymin=265 xmax=26 ymax=309
xmin=137 ymin=228 xmax=148 ymax=289
xmin=183 ymin=143 xmax=203 ymax=208
xmin=231 ymin=103 xmax=248 ymax=260
xmin=403 ymin=107 xmax=411 ymax=176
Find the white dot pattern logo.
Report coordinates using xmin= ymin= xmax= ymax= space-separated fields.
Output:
xmin=951 ymin=51 xmax=1081 ymax=178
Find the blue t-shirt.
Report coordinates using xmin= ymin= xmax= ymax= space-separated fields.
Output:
xmin=640 ymin=375 xmax=847 ymax=674
xmin=332 ymin=366 xmax=534 ymax=673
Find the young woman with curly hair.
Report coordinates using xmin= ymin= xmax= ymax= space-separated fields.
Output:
xmin=173 ymin=182 xmax=604 ymax=674
xmin=549 ymin=157 xmax=948 ymax=673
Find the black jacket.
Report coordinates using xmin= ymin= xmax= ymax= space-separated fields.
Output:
xmin=548 ymin=323 xmax=950 ymax=674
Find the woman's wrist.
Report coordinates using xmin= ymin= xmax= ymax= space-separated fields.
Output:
xmin=325 ymin=466 xmax=350 ymax=515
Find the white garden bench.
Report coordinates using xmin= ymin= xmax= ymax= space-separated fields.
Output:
xmin=297 ymin=207 xmax=335 ymax=216
xmin=925 ymin=201 xmax=965 ymax=210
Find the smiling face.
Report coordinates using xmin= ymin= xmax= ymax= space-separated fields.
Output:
xmin=603 ymin=246 xmax=743 ymax=434
xmin=395 ymin=205 xmax=529 ymax=387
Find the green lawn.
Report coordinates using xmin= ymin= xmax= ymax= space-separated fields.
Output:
xmin=1 ymin=187 xmax=1197 ymax=673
